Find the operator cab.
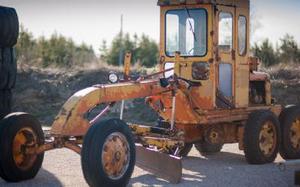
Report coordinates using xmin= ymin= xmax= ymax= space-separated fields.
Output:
xmin=158 ymin=0 xmax=252 ymax=109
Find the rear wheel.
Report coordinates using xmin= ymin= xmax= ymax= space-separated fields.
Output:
xmin=81 ymin=118 xmax=135 ymax=187
xmin=0 ymin=48 xmax=17 ymax=90
xmin=244 ymin=110 xmax=280 ymax=164
xmin=279 ymin=105 xmax=300 ymax=159
xmin=0 ymin=6 xmax=19 ymax=47
xmin=0 ymin=113 xmax=44 ymax=182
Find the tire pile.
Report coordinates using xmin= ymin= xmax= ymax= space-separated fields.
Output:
xmin=0 ymin=6 xmax=18 ymax=119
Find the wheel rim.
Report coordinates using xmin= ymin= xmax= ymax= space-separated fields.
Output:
xmin=259 ymin=121 xmax=277 ymax=156
xmin=101 ymin=132 xmax=130 ymax=180
xmin=13 ymin=127 xmax=38 ymax=170
xmin=290 ymin=117 xmax=300 ymax=150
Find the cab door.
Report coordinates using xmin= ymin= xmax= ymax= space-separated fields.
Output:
xmin=216 ymin=6 xmax=235 ymax=108
xmin=234 ymin=7 xmax=250 ymax=108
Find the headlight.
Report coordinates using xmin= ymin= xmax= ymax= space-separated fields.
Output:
xmin=108 ymin=72 xmax=119 ymax=83
xmin=192 ymin=62 xmax=210 ymax=80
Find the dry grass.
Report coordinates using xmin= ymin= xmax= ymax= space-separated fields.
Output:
xmin=262 ymin=63 xmax=300 ymax=81
xmin=18 ymin=59 xmax=160 ymax=76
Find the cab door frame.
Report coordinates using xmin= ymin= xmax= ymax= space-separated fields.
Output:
xmin=215 ymin=5 xmax=236 ymax=108
xmin=234 ymin=7 xmax=250 ymax=108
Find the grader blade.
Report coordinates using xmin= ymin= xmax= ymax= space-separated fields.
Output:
xmin=135 ymin=145 xmax=182 ymax=184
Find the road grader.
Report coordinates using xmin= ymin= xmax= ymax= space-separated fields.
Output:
xmin=1 ymin=0 xmax=300 ymax=186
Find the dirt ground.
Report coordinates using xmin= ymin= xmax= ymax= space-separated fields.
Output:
xmin=0 ymin=144 xmax=296 ymax=187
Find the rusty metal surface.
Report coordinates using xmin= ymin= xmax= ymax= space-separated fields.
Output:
xmin=13 ymin=127 xmax=38 ymax=170
xmin=50 ymin=79 xmax=171 ymax=136
xmin=124 ymin=52 xmax=132 ymax=80
xmin=141 ymin=136 xmax=184 ymax=151
xmin=199 ymin=105 xmax=282 ymax=125
xmin=157 ymin=0 xmax=249 ymax=8
xmin=250 ymin=72 xmax=270 ymax=81
xmin=135 ymin=145 xmax=182 ymax=184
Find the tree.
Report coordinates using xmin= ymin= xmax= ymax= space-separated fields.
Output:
xmin=99 ymin=40 xmax=108 ymax=61
xmin=102 ymin=33 xmax=159 ymax=67
xmin=136 ymin=35 xmax=159 ymax=67
xmin=105 ymin=33 xmax=136 ymax=66
xmin=15 ymin=25 xmax=37 ymax=63
xmin=16 ymin=26 xmax=96 ymax=67
xmin=279 ymin=34 xmax=299 ymax=64
xmin=252 ymin=39 xmax=279 ymax=67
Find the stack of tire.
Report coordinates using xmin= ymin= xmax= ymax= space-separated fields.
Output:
xmin=0 ymin=6 xmax=18 ymax=119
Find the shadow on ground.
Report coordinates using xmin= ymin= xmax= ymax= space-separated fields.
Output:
xmin=0 ymin=168 xmax=63 ymax=187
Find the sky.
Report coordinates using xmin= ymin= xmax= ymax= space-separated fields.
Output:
xmin=1 ymin=0 xmax=300 ymax=53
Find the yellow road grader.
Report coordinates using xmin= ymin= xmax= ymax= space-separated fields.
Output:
xmin=1 ymin=0 xmax=300 ymax=186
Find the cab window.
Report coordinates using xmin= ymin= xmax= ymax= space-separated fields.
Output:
xmin=166 ymin=8 xmax=207 ymax=57
xmin=218 ymin=12 xmax=233 ymax=52
xmin=238 ymin=16 xmax=247 ymax=55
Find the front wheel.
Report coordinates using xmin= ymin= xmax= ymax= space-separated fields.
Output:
xmin=81 ymin=118 xmax=136 ymax=187
xmin=243 ymin=110 xmax=281 ymax=164
xmin=0 ymin=113 xmax=44 ymax=182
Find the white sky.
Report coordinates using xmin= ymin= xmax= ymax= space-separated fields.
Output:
xmin=1 ymin=0 xmax=300 ymax=52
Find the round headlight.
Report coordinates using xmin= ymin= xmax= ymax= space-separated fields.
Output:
xmin=108 ymin=72 xmax=119 ymax=83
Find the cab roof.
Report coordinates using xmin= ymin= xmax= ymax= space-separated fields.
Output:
xmin=157 ymin=0 xmax=249 ymax=9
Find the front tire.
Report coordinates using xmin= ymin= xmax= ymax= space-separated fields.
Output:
xmin=244 ymin=110 xmax=281 ymax=164
xmin=81 ymin=118 xmax=136 ymax=187
xmin=279 ymin=105 xmax=300 ymax=159
xmin=0 ymin=113 xmax=44 ymax=182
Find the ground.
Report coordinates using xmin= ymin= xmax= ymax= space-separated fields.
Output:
xmin=0 ymin=144 xmax=295 ymax=187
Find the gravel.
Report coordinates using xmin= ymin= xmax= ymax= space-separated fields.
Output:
xmin=0 ymin=144 xmax=296 ymax=187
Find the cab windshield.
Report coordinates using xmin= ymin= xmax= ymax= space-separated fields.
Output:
xmin=166 ymin=8 xmax=207 ymax=57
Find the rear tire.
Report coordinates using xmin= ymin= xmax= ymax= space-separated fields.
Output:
xmin=279 ymin=105 xmax=300 ymax=159
xmin=0 ymin=6 xmax=19 ymax=47
xmin=0 ymin=48 xmax=17 ymax=90
xmin=0 ymin=113 xmax=44 ymax=182
xmin=195 ymin=141 xmax=223 ymax=155
xmin=243 ymin=110 xmax=281 ymax=164
xmin=3 ymin=48 xmax=17 ymax=89
xmin=81 ymin=119 xmax=135 ymax=187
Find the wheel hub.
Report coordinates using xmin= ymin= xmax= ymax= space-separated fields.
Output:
xmin=259 ymin=121 xmax=276 ymax=156
xmin=101 ymin=132 xmax=130 ymax=180
xmin=290 ymin=118 xmax=300 ymax=150
xmin=13 ymin=127 xmax=38 ymax=170
xmin=206 ymin=127 xmax=224 ymax=145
